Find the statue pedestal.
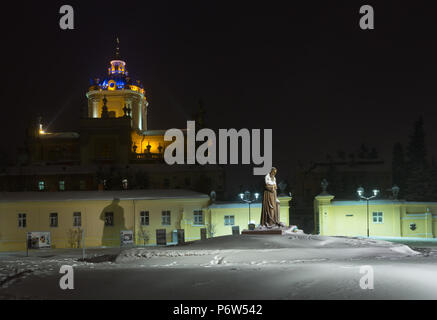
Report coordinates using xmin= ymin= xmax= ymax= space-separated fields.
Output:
xmin=241 ymin=225 xmax=303 ymax=235
xmin=242 ymin=229 xmax=284 ymax=235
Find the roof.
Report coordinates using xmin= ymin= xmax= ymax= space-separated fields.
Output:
xmin=0 ymin=189 xmax=209 ymax=202
xmin=208 ymin=196 xmax=291 ymax=209
xmin=0 ymin=163 xmax=224 ymax=176
xmin=39 ymin=132 xmax=80 ymax=139
xmin=209 ymin=202 xmax=262 ymax=209
xmin=331 ymin=200 xmax=437 ymax=206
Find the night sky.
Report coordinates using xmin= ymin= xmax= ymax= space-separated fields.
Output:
xmin=2 ymin=1 xmax=437 ymax=194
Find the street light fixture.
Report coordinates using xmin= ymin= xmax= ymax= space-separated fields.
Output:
xmin=239 ymin=191 xmax=260 ymax=230
xmin=356 ymin=187 xmax=380 ymax=237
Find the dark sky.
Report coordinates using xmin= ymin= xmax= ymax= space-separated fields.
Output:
xmin=2 ymin=0 xmax=437 ymax=194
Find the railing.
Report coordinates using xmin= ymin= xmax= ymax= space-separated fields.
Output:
xmin=131 ymin=152 xmax=163 ymax=161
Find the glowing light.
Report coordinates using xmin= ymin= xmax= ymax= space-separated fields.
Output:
xmin=39 ymin=124 xmax=46 ymax=135
xmin=108 ymin=80 xmax=116 ymax=91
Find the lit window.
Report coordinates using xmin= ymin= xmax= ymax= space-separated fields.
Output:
xmin=372 ymin=212 xmax=383 ymax=224
xmin=140 ymin=211 xmax=149 ymax=226
xmin=162 ymin=211 xmax=171 ymax=225
xmin=224 ymin=215 xmax=235 ymax=226
xmin=38 ymin=181 xmax=45 ymax=191
xmin=193 ymin=210 xmax=204 ymax=225
xmin=18 ymin=213 xmax=27 ymax=228
xmin=73 ymin=212 xmax=81 ymax=227
xmin=105 ymin=212 xmax=114 ymax=226
xmin=50 ymin=213 xmax=58 ymax=227
xmin=59 ymin=181 xmax=65 ymax=191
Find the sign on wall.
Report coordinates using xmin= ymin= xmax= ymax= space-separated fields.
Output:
xmin=27 ymin=232 xmax=51 ymax=249
xmin=120 ymin=230 xmax=134 ymax=245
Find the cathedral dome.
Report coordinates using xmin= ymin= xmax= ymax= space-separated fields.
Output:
xmin=88 ymin=38 xmax=145 ymax=95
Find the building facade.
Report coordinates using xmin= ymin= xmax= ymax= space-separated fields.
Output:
xmin=315 ymin=193 xmax=437 ymax=238
xmin=0 ymin=40 xmax=224 ymax=197
xmin=293 ymin=155 xmax=392 ymax=234
xmin=0 ymin=191 xmax=291 ymax=252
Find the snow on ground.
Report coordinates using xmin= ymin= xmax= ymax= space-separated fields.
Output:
xmin=0 ymin=234 xmax=436 ymax=299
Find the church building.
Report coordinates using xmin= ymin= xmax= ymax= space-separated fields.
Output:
xmin=0 ymin=40 xmax=225 ymax=196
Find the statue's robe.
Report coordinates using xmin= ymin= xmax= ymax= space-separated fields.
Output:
xmin=260 ymin=184 xmax=280 ymax=227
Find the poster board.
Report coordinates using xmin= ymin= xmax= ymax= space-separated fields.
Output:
xmin=27 ymin=232 xmax=51 ymax=249
xmin=120 ymin=230 xmax=134 ymax=245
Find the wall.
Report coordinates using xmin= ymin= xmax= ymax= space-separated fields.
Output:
xmin=0 ymin=197 xmax=209 ymax=252
xmin=208 ymin=197 xmax=291 ymax=237
xmin=316 ymin=194 xmax=437 ymax=238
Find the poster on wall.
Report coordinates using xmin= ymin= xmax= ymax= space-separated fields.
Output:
xmin=120 ymin=230 xmax=134 ymax=246
xmin=27 ymin=232 xmax=51 ymax=249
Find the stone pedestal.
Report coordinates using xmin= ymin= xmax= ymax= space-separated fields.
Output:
xmin=242 ymin=229 xmax=284 ymax=235
xmin=241 ymin=225 xmax=303 ymax=235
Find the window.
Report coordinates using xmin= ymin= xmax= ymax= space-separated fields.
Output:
xmin=193 ymin=210 xmax=204 ymax=225
xmin=104 ymin=212 xmax=114 ymax=226
xmin=73 ymin=212 xmax=81 ymax=227
xmin=18 ymin=213 xmax=26 ymax=228
xmin=140 ymin=211 xmax=149 ymax=226
xmin=372 ymin=212 xmax=383 ymax=224
xmin=162 ymin=211 xmax=171 ymax=225
xmin=224 ymin=215 xmax=235 ymax=226
xmin=50 ymin=213 xmax=58 ymax=227
xmin=59 ymin=181 xmax=65 ymax=191
xmin=79 ymin=180 xmax=86 ymax=190
xmin=185 ymin=177 xmax=191 ymax=186
xmin=38 ymin=181 xmax=45 ymax=191
xmin=163 ymin=179 xmax=170 ymax=188
xmin=95 ymin=141 xmax=114 ymax=160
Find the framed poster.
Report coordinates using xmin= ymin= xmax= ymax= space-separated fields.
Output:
xmin=120 ymin=230 xmax=134 ymax=245
xmin=27 ymin=232 xmax=51 ymax=249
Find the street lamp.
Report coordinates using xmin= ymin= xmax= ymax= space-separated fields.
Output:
xmin=239 ymin=191 xmax=260 ymax=230
xmin=356 ymin=187 xmax=380 ymax=237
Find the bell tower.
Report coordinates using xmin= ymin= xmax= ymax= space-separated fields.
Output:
xmin=85 ymin=38 xmax=148 ymax=131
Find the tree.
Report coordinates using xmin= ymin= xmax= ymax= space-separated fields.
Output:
xmin=138 ymin=225 xmax=150 ymax=246
xmin=406 ymin=116 xmax=427 ymax=167
xmin=404 ymin=117 xmax=431 ymax=200
xmin=207 ymin=223 xmax=216 ymax=238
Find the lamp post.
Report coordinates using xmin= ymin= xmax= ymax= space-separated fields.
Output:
xmin=356 ymin=187 xmax=380 ymax=238
xmin=239 ymin=191 xmax=260 ymax=230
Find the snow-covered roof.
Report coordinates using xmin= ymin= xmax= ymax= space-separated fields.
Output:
xmin=0 ymin=165 xmax=96 ymax=176
xmin=0 ymin=189 xmax=209 ymax=203
xmin=332 ymin=200 xmax=437 ymax=206
xmin=209 ymin=202 xmax=262 ymax=209
xmin=0 ymin=163 xmax=224 ymax=176
xmin=208 ymin=196 xmax=290 ymax=209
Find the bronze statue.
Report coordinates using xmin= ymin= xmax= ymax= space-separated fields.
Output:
xmin=260 ymin=167 xmax=281 ymax=227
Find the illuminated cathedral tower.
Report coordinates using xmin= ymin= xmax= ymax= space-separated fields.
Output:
xmin=86 ymin=38 xmax=148 ymax=131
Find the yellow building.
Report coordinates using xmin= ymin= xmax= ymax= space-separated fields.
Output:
xmin=0 ymin=191 xmax=291 ymax=252
xmin=315 ymin=193 xmax=437 ymax=239
xmin=207 ymin=197 xmax=291 ymax=237
xmin=3 ymin=39 xmax=225 ymax=197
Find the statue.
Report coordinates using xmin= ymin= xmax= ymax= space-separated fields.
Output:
xmin=260 ymin=167 xmax=282 ymax=227
xmin=321 ymin=179 xmax=329 ymax=193
xmin=277 ymin=180 xmax=287 ymax=196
